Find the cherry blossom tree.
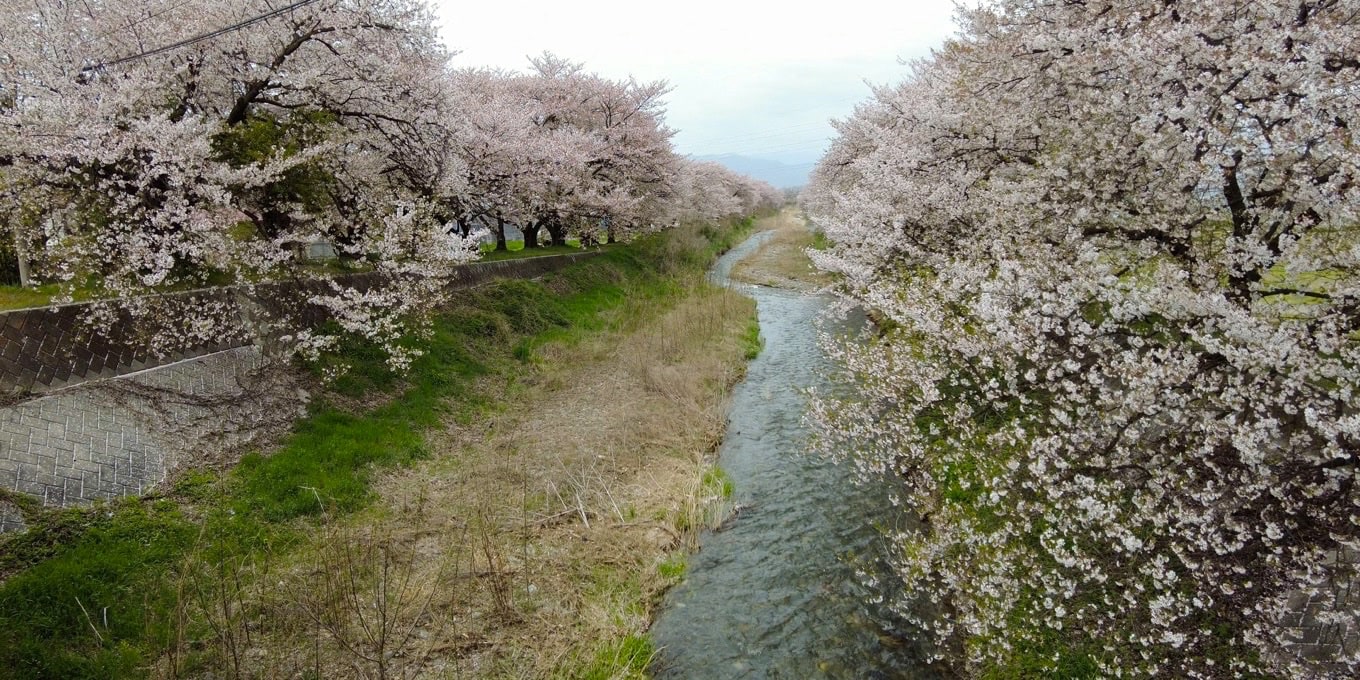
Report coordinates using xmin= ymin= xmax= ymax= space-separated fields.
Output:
xmin=1 ymin=3 xmax=770 ymax=372
xmin=513 ymin=53 xmax=679 ymax=248
xmin=0 ymin=0 xmax=477 ymax=368
xmin=444 ymin=68 xmax=534 ymax=249
xmin=670 ymin=160 xmax=780 ymax=225
xmin=807 ymin=1 xmax=1359 ymax=676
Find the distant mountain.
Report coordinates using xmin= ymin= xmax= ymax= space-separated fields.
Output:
xmin=694 ymin=154 xmax=816 ymax=190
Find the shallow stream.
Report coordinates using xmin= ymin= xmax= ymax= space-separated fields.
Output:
xmin=649 ymin=232 xmax=936 ymax=678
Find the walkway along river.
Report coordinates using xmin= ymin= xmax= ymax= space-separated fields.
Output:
xmin=649 ymin=228 xmax=938 ymax=678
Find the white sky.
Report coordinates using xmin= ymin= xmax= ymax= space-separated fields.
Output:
xmin=433 ymin=1 xmax=960 ymax=166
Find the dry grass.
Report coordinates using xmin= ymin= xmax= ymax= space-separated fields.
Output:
xmin=219 ymin=282 xmax=757 ymax=678
xmin=729 ymin=208 xmax=834 ymax=291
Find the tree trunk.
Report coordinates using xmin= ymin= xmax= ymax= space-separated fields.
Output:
xmin=546 ymin=216 xmax=567 ymax=247
xmin=495 ymin=214 xmax=508 ymax=251
xmin=523 ymin=220 xmax=542 ymax=249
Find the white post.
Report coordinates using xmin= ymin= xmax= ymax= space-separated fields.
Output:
xmin=14 ymin=231 xmax=30 ymax=287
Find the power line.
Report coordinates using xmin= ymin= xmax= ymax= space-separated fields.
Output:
xmin=74 ymin=0 xmax=205 ymax=50
xmin=81 ymin=0 xmax=323 ymax=74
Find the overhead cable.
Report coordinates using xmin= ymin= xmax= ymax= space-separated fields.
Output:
xmin=81 ymin=0 xmax=323 ymax=74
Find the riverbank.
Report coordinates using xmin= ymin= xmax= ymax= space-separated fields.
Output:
xmin=246 ymin=258 xmax=759 ymax=678
xmin=0 ymin=218 xmax=760 ymax=678
xmin=729 ymin=208 xmax=833 ymax=291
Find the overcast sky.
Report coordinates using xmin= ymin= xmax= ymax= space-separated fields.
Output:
xmin=432 ymin=1 xmax=960 ymax=167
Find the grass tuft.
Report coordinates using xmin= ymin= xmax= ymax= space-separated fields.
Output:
xmin=741 ymin=318 xmax=763 ymax=360
xmin=575 ymin=634 xmax=655 ymax=680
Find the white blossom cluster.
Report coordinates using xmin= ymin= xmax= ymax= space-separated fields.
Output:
xmin=0 ymin=1 xmax=777 ymax=371
xmin=804 ymin=1 xmax=1359 ymax=677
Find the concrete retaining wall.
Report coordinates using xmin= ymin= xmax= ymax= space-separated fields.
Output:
xmin=0 ymin=347 xmax=288 ymax=532
xmin=0 ymin=252 xmax=601 ymax=531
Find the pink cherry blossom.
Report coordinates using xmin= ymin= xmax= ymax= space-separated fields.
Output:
xmin=806 ymin=1 xmax=1359 ymax=676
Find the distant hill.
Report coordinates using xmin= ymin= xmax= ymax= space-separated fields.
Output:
xmin=694 ymin=154 xmax=815 ymax=190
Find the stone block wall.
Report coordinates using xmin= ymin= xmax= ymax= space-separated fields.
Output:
xmin=1280 ymin=550 xmax=1360 ymax=672
xmin=0 ymin=296 xmax=241 ymax=395
xmin=0 ymin=347 xmax=299 ymax=532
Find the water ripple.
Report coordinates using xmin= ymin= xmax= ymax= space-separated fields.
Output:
xmin=650 ymin=236 xmax=937 ymax=679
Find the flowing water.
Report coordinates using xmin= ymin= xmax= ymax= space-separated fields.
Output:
xmin=649 ymin=232 xmax=937 ymax=679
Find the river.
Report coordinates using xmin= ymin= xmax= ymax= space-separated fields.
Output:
xmin=648 ymin=231 xmax=937 ymax=679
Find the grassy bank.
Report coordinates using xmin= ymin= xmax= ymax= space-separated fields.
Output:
xmin=477 ymin=239 xmax=625 ymax=262
xmin=0 ymin=240 xmax=571 ymax=312
xmin=0 ymin=216 xmax=760 ymax=678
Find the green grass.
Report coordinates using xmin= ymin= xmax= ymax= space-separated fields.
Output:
xmin=571 ymin=563 xmax=656 ymax=679
xmin=575 ymin=634 xmax=654 ymax=680
xmin=0 ymin=282 xmax=93 ymax=311
xmin=0 ymin=260 xmax=364 ymax=312
xmin=741 ymin=318 xmax=763 ymax=360
xmin=1259 ymin=263 xmax=1347 ymax=307
xmin=0 ymin=216 xmax=756 ymax=679
xmin=0 ymin=284 xmax=57 ymax=310
xmin=0 ymin=498 xmax=197 ymax=677
xmin=701 ymin=466 xmax=734 ymax=499
xmin=810 ymin=230 xmax=830 ymax=251
xmin=479 ymin=238 xmax=616 ymax=262
xmin=1 ymin=224 xmax=732 ymax=312
xmin=657 ymin=554 xmax=687 ymax=580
